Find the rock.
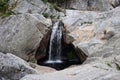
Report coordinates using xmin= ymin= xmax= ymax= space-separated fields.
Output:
xmin=67 ymin=0 xmax=112 ymax=11
xmin=109 ymin=0 xmax=120 ymax=8
xmin=21 ymin=62 xmax=120 ymax=80
xmin=61 ymin=7 xmax=120 ymax=66
xmin=35 ymin=29 xmax=51 ymax=61
xmin=9 ymin=0 xmax=46 ymax=14
xmin=20 ymin=74 xmax=42 ymax=80
xmin=9 ymin=0 xmax=60 ymax=18
xmin=0 ymin=13 xmax=51 ymax=61
xmin=62 ymin=10 xmax=97 ymax=30
xmin=102 ymin=55 xmax=120 ymax=71
xmin=0 ymin=52 xmax=37 ymax=80
xmin=29 ymin=62 xmax=56 ymax=74
xmin=91 ymin=7 xmax=120 ymax=57
xmin=62 ymin=10 xmax=99 ymax=60
xmin=62 ymin=7 xmax=120 ymax=57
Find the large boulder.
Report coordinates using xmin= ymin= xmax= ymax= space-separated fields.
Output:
xmin=62 ymin=9 xmax=99 ymax=59
xmin=21 ymin=61 xmax=120 ymax=80
xmin=62 ymin=7 xmax=120 ymax=57
xmin=9 ymin=0 xmax=47 ymax=14
xmin=0 ymin=13 xmax=51 ymax=61
xmin=0 ymin=52 xmax=37 ymax=80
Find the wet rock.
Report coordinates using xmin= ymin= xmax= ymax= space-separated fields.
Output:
xmin=0 ymin=52 xmax=37 ymax=80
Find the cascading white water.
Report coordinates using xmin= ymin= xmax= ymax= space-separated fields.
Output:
xmin=37 ymin=21 xmax=81 ymax=70
xmin=46 ymin=21 xmax=62 ymax=63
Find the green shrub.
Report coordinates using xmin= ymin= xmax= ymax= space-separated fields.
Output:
xmin=49 ymin=3 xmax=56 ymax=12
xmin=81 ymin=21 xmax=93 ymax=26
xmin=107 ymin=63 xmax=112 ymax=67
xmin=115 ymin=63 xmax=120 ymax=71
xmin=42 ymin=13 xmax=49 ymax=18
xmin=43 ymin=0 xmax=48 ymax=4
xmin=0 ymin=0 xmax=12 ymax=17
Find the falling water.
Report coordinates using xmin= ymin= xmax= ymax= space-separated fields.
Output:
xmin=37 ymin=21 xmax=81 ymax=70
xmin=46 ymin=21 xmax=62 ymax=63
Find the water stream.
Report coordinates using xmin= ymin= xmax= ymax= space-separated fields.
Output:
xmin=46 ymin=21 xmax=63 ymax=63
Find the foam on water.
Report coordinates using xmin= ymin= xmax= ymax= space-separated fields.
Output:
xmin=45 ymin=60 xmax=63 ymax=63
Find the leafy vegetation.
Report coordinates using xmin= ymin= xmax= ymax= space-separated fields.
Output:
xmin=107 ymin=63 xmax=112 ymax=67
xmin=42 ymin=13 xmax=49 ymax=18
xmin=115 ymin=63 xmax=120 ymax=71
xmin=49 ymin=3 xmax=56 ymax=12
xmin=81 ymin=21 xmax=93 ymax=26
xmin=0 ymin=0 xmax=12 ymax=17
xmin=42 ymin=0 xmax=74 ymax=18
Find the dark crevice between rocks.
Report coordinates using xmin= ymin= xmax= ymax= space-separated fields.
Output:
xmin=35 ymin=22 xmax=88 ymax=70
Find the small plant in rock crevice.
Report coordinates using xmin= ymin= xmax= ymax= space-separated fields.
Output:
xmin=42 ymin=13 xmax=49 ymax=18
xmin=115 ymin=63 xmax=120 ymax=71
xmin=81 ymin=21 xmax=93 ymax=26
xmin=107 ymin=63 xmax=112 ymax=67
xmin=0 ymin=0 xmax=13 ymax=18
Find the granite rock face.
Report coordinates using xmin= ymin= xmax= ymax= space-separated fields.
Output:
xmin=9 ymin=0 xmax=60 ymax=18
xmin=0 ymin=13 xmax=51 ymax=61
xmin=62 ymin=7 xmax=120 ymax=56
xmin=0 ymin=52 xmax=37 ymax=80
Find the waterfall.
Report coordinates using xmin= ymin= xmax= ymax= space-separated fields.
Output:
xmin=46 ymin=21 xmax=62 ymax=63
xmin=37 ymin=20 xmax=81 ymax=70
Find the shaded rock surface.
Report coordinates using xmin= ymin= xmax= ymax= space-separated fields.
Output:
xmin=35 ymin=29 xmax=51 ymax=61
xmin=0 ymin=52 xmax=37 ymax=80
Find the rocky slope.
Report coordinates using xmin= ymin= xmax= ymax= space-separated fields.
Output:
xmin=21 ymin=6 xmax=120 ymax=80
xmin=0 ymin=0 xmax=120 ymax=80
